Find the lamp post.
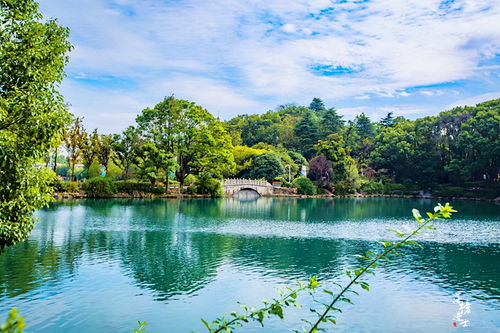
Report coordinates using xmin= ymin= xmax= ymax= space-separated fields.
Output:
xmin=285 ymin=164 xmax=291 ymax=183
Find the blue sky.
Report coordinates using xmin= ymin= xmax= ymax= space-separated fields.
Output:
xmin=39 ymin=0 xmax=500 ymax=133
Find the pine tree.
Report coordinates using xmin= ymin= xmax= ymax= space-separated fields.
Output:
xmin=309 ymin=97 xmax=326 ymax=112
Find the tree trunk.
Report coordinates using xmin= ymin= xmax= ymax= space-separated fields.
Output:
xmin=53 ymin=147 xmax=58 ymax=173
xmin=71 ymin=161 xmax=76 ymax=181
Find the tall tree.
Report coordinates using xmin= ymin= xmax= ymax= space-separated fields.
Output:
xmin=112 ymin=126 xmax=140 ymax=179
xmin=354 ymin=113 xmax=375 ymax=139
xmin=379 ymin=112 xmax=394 ymax=127
xmin=294 ymin=111 xmax=319 ymax=159
xmin=64 ymin=117 xmax=87 ymax=181
xmin=98 ymin=134 xmax=113 ymax=173
xmin=81 ymin=129 xmax=100 ymax=175
xmin=0 ymin=0 xmax=72 ymax=248
xmin=309 ymin=97 xmax=326 ymax=112
xmin=319 ymin=107 xmax=344 ymax=136
xmin=136 ymin=96 xmax=234 ymax=188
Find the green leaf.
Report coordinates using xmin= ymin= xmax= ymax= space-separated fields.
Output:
xmin=201 ymin=318 xmax=211 ymax=330
xmin=388 ymin=228 xmax=405 ymax=237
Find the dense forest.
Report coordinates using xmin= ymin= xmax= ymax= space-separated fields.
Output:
xmin=52 ymin=96 xmax=500 ymax=198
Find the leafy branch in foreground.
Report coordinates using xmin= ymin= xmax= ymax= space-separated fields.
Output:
xmin=0 ymin=308 xmax=24 ymax=333
xmin=202 ymin=203 xmax=457 ymax=332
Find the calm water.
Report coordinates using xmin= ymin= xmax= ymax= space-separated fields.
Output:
xmin=0 ymin=198 xmax=499 ymax=332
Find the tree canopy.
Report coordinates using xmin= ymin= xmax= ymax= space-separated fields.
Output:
xmin=0 ymin=0 xmax=72 ymax=248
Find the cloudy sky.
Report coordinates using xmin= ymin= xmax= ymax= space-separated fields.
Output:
xmin=40 ymin=0 xmax=500 ymax=133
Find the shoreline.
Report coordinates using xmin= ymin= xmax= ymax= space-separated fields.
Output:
xmin=53 ymin=192 xmax=499 ymax=202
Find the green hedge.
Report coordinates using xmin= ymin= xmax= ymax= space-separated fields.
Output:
xmin=115 ymin=181 xmax=165 ymax=195
xmin=81 ymin=178 xmax=117 ymax=197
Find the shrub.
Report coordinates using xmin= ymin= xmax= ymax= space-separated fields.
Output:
xmin=361 ymin=181 xmax=384 ymax=194
xmin=53 ymin=180 xmax=80 ymax=193
xmin=333 ymin=181 xmax=355 ymax=195
xmin=383 ymin=183 xmax=406 ymax=192
xmin=181 ymin=185 xmax=198 ymax=195
xmin=196 ymin=175 xmax=224 ymax=198
xmin=274 ymin=176 xmax=292 ymax=188
xmin=81 ymin=177 xmax=117 ymax=197
xmin=432 ymin=186 xmax=464 ymax=198
xmin=115 ymin=181 xmax=165 ymax=195
xmin=292 ymin=176 xmax=317 ymax=195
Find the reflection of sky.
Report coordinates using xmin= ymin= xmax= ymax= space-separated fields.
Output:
xmin=3 ymin=198 xmax=499 ymax=332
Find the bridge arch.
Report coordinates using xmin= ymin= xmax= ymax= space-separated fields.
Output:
xmin=220 ymin=179 xmax=274 ymax=197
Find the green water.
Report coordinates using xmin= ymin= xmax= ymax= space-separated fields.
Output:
xmin=0 ymin=198 xmax=499 ymax=332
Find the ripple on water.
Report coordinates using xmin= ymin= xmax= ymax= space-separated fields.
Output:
xmin=187 ymin=217 xmax=500 ymax=244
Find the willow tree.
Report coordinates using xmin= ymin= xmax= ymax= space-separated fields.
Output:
xmin=0 ymin=0 xmax=72 ymax=248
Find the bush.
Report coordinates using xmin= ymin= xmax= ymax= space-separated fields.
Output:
xmin=292 ymin=176 xmax=317 ymax=195
xmin=333 ymin=181 xmax=355 ymax=195
xmin=115 ymin=181 xmax=165 ymax=195
xmin=361 ymin=181 xmax=384 ymax=194
xmin=274 ymin=176 xmax=292 ymax=188
xmin=81 ymin=177 xmax=117 ymax=197
xmin=53 ymin=180 xmax=80 ymax=193
xmin=432 ymin=186 xmax=464 ymax=198
xmin=383 ymin=183 xmax=406 ymax=192
xmin=196 ymin=175 xmax=224 ymax=198
xmin=181 ymin=185 xmax=198 ymax=195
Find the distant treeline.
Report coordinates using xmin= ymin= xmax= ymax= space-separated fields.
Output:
xmin=52 ymin=96 xmax=500 ymax=197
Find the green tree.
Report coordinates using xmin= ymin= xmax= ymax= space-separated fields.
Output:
xmin=294 ymin=111 xmax=319 ymax=159
xmin=446 ymin=101 xmax=500 ymax=182
xmin=240 ymin=112 xmax=280 ymax=147
xmin=0 ymin=0 xmax=72 ymax=248
xmin=87 ymin=157 xmax=101 ymax=178
xmin=63 ymin=117 xmax=87 ymax=181
xmin=232 ymin=145 xmax=267 ymax=178
xmin=134 ymin=140 xmax=176 ymax=187
xmin=379 ymin=112 xmax=394 ymax=127
xmin=111 ymin=126 xmax=140 ymax=180
xmin=190 ymin=119 xmax=236 ymax=178
xmin=136 ymin=96 xmax=181 ymax=189
xmin=249 ymin=152 xmax=285 ymax=183
xmin=81 ymin=129 xmax=100 ymax=175
xmin=319 ymin=107 xmax=344 ymax=136
xmin=309 ymin=97 xmax=325 ymax=112
xmin=354 ymin=113 xmax=375 ymax=139
xmin=97 ymin=134 xmax=113 ymax=173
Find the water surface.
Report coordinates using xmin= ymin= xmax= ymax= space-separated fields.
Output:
xmin=0 ymin=198 xmax=499 ymax=332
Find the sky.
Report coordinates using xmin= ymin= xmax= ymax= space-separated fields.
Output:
xmin=39 ymin=0 xmax=500 ymax=133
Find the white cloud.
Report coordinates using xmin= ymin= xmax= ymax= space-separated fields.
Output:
xmin=38 ymin=0 xmax=500 ymax=130
xmin=447 ymin=92 xmax=500 ymax=108
xmin=281 ymin=24 xmax=297 ymax=33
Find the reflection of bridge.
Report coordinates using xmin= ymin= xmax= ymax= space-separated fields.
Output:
xmin=221 ymin=179 xmax=274 ymax=197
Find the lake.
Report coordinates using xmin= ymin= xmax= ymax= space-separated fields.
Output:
xmin=0 ymin=198 xmax=499 ymax=332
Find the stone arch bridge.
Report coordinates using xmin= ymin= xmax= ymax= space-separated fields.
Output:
xmin=221 ymin=179 xmax=274 ymax=197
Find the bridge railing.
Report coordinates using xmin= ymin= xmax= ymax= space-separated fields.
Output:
xmin=221 ymin=178 xmax=271 ymax=187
